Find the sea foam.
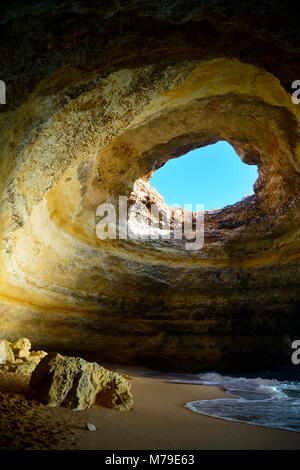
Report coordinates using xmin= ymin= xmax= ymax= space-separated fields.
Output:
xmin=144 ymin=370 xmax=300 ymax=432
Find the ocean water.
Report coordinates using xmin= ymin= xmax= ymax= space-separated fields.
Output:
xmin=144 ymin=369 xmax=300 ymax=433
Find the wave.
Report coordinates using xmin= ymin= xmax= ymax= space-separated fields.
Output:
xmin=144 ymin=370 xmax=300 ymax=432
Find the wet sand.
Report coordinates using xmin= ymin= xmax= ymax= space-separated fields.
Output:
xmin=0 ymin=363 xmax=299 ymax=450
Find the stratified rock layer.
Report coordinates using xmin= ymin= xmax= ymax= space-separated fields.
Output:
xmin=30 ymin=352 xmax=133 ymax=411
xmin=0 ymin=1 xmax=299 ymax=372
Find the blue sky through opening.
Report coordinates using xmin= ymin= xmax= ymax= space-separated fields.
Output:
xmin=150 ymin=141 xmax=258 ymax=210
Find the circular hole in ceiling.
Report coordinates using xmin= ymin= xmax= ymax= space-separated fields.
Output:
xmin=150 ymin=141 xmax=258 ymax=210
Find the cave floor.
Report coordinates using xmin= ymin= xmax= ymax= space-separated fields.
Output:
xmin=0 ymin=363 xmax=299 ymax=450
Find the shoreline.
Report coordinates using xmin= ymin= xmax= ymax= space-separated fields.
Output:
xmin=1 ymin=363 xmax=300 ymax=450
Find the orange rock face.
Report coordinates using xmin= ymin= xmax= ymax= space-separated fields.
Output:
xmin=0 ymin=2 xmax=299 ymax=371
xmin=30 ymin=352 xmax=133 ymax=411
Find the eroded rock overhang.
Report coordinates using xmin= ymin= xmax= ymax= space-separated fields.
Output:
xmin=0 ymin=2 xmax=299 ymax=371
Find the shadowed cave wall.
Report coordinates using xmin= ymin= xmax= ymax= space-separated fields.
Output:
xmin=0 ymin=0 xmax=299 ymax=371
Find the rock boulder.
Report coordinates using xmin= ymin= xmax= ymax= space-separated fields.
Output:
xmin=0 ymin=337 xmax=47 ymax=375
xmin=11 ymin=337 xmax=31 ymax=353
xmin=29 ymin=352 xmax=133 ymax=411
xmin=0 ymin=340 xmax=15 ymax=364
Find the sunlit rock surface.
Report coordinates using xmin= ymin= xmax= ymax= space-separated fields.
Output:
xmin=0 ymin=337 xmax=47 ymax=375
xmin=0 ymin=1 xmax=299 ymax=371
xmin=30 ymin=352 xmax=133 ymax=411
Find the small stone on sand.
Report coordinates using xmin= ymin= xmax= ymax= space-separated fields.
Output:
xmin=86 ymin=422 xmax=96 ymax=431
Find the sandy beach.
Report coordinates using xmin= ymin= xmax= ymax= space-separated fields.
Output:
xmin=0 ymin=362 xmax=299 ymax=450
